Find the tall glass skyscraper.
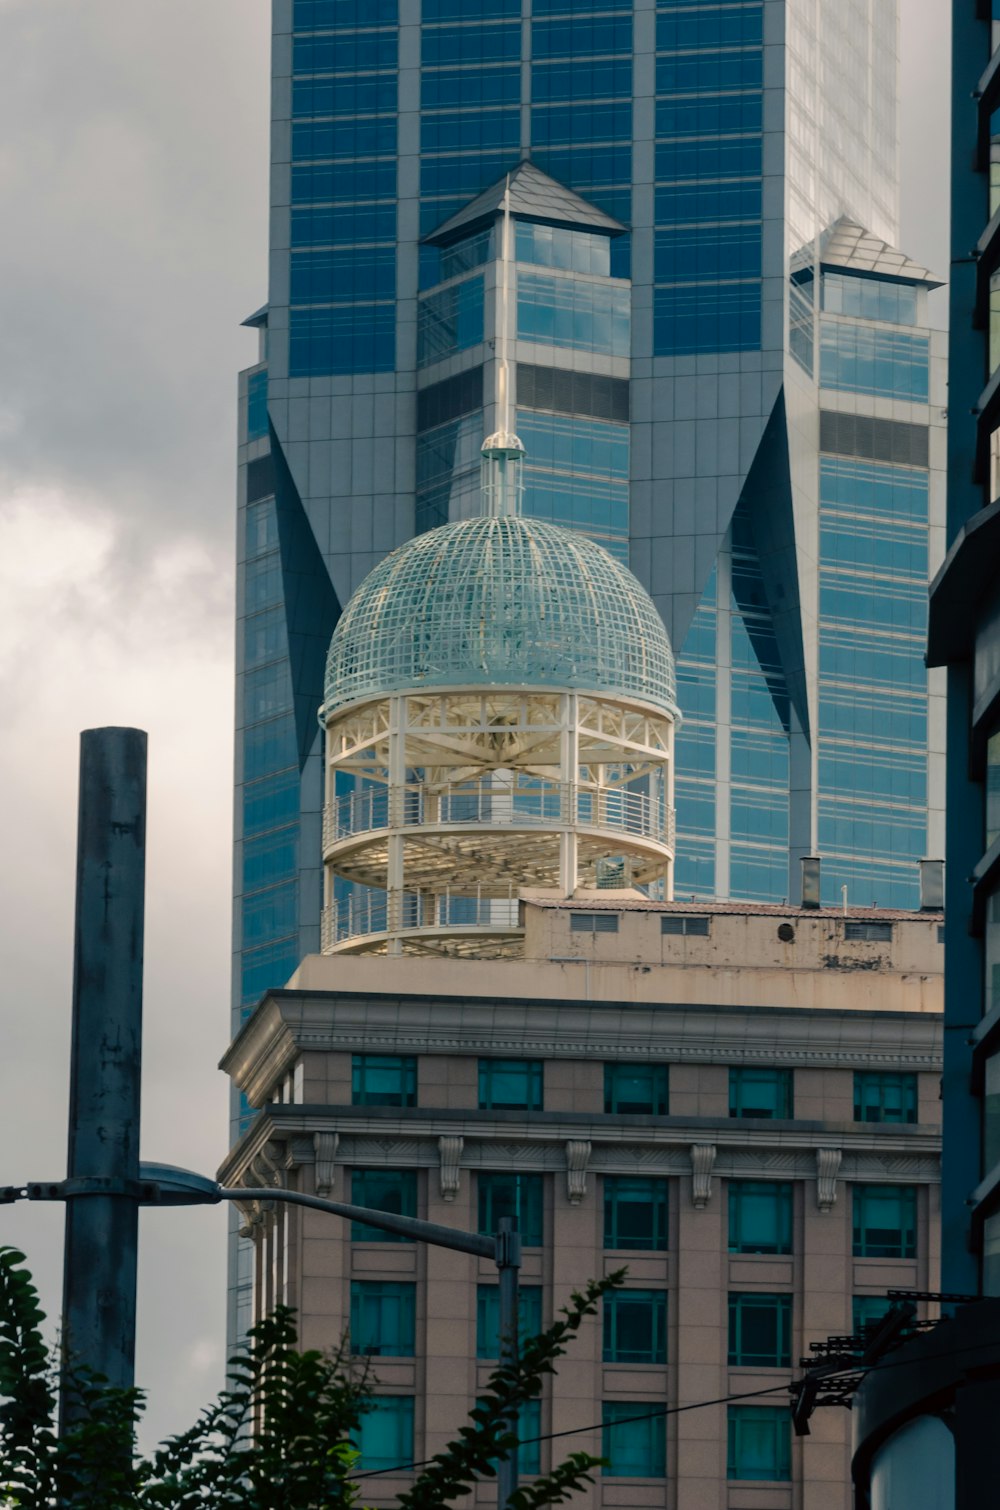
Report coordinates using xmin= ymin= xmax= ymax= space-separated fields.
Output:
xmin=231 ymin=0 xmax=945 ymax=1334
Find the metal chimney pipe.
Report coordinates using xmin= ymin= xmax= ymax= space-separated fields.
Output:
xmin=800 ymin=855 xmax=821 ymax=909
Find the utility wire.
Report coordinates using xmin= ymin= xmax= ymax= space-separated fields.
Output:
xmin=347 ymin=1327 xmax=1000 ymax=1483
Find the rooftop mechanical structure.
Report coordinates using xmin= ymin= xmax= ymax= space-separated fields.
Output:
xmin=319 ymin=434 xmax=680 ymax=957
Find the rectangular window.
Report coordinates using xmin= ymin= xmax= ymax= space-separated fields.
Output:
xmin=727 ymin=1405 xmax=791 ymax=1481
xmin=852 ymin=1185 xmax=917 ymax=1259
xmin=844 ymin=920 xmax=893 ymax=942
xmin=660 ymin=914 xmax=710 ymax=935
xmin=603 ymin=1290 xmax=667 ymax=1365
xmin=352 ymin=1055 xmax=418 ymax=1108
xmin=355 ymin=1396 xmax=414 ymax=1473
xmin=853 ymin=1295 xmax=893 ymax=1334
xmin=350 ymin=1282 xmax=416 ymax=1357
xmin=478 ymin=1059 xmax=543 ymax=1111
xmin=517 ymin=272 xmax=630 ymax=358
xmin=604 ymin=1064 xmax=669 ymax=1116
xmin=476 ymin=1284 xmax=543 ymax=1358
xmin=729 ymin=1068 xmax=793 ymax=1120
xmin=478 ymin=1172 xmax=543 ymax=1247
xmin=350 ymin=1170 xmax=417 ymax=1242
xmin=604 ymin=1176 xmax=669 ymax=1251
xmin=570 ymin=911 xmax=619 ymax=932
xmin=728 ymin=1183 xmax=793 ymax=1255
xmin=484 ymin=1397 xmax=542 ymax=1478
xmin=854 ymin=1071 xmax=917 ymax=1124
xmin=246 ymin=369 xmax=268 ymax=442
xmin=417 ymin=275 xmax=485 ymax=366
xmin=728 ymin=1294 xmax=792 ymax=1368
xmin=819 ymin=321 xmax=929 ymax=401
xmin=601 ymin=1402 xmax=666 ymax=1478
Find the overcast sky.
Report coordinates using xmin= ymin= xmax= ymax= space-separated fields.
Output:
xmin=0 ymin=0 xmax=950 ymax=1451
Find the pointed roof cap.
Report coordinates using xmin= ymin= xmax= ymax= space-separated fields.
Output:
xmin=423 ymin=160 xmax=627 ymax=247
xmin=819 ymin=217 xmax=943 ymax=289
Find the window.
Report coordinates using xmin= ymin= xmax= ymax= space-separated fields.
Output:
xmin=355 ymin=1396 xmax=414 ymax=1473
xmin=476 ymin=1285 xmax=543 ymax=1357
xmin=852 ymin=1185 xmax=917 ymax=1258
xmin=727 ymin=1405 xmax=791 ymax=1481
xmin=729 ymin=1068 xmax=793 ymax=1120
xmin=844 ymin=920 xmax=893 ymax=942
xmin=350 ymin=1170 xmax=417 ymax=1241
xmin=854 ymin=1071 xmax=917 ymax=1124
xmin=604 ymin=1176 xmax=669 ymax=1251
xmin=660 ymin=914 xmax=710 ymax=936
xmin=728 ymin=1294 xmax=792 ymax=1368
xmin=478 ymin=1172 xmax=544 ymax=1246
xmin=570 ymin=911 xmax=619 ymax=932
xmin=517 ymin=272 xmax=630 ymax=358
xmin=350 ymin=1282 xmax=416 ymax=1357
xmin=601 ymin=1402 xmax=666 ymax=1478
xmin=728 ymin=1183 xmax=793 ymax=1256
xmin=853 ymin=1295 xmax=892 ymax=1334
xmin=604 ymin=1064 xmax=669 ymax=1116
xmin=485 ymin=1398 xmax=542 ymax=1478
xmin=603 ymin=1290 xmax=667 ymax=1365
xmin=246 ymin=369 xmax=268 ymax=442
xmin=352 ymin=1055 xmax=418 ymax=1108
xmin=478 ymin=1059 xmax=543 ymax=1111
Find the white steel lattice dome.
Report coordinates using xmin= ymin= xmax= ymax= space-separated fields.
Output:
xmin=321 ymin=515 xmax=679 ymax=718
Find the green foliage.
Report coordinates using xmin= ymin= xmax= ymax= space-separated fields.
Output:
xmin=0 ymin=1247 xmax=623 ymax=1510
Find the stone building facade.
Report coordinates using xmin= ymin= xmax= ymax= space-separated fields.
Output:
xmin=221 ymin=895 xmax=942 ymax=1510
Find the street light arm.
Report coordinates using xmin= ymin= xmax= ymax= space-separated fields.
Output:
xmin=222 ymin=1185 xmax=498 ymax=1260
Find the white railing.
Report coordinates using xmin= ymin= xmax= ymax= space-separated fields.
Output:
xmin=322 ymin=889 xmax=520 ymax=948
xmin=324 ymin=781 xmax=676 ymax=849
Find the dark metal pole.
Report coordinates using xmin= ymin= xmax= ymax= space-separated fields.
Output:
xmin=495 ymin=1216 xmax=522 ymax=1509
xmin=61 ymin=728 xmax=147 ymax=1424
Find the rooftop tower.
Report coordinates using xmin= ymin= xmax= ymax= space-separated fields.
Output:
xmin=320 ymin=430 xmax=679 ymax=957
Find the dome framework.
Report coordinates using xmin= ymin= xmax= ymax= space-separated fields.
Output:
xmin=320 ymin=507 xmax=679 ymax=958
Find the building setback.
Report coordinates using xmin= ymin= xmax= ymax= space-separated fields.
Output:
xmin=221 ymin=896 xmax=942 ymax=1509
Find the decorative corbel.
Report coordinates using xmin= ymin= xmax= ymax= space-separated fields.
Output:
xmin=690 ymin=1144 xmax=717 ymax=1209
xmin=438 ymin=1135 xmax=464 ymax=1202
xmin=816 ymin=1148 xmax=842 ymax=1213
xmin=565 ymin=1140 xmax=591 ymax=1205
xmin=314 ymin=1132 xmax=340 ymax=1198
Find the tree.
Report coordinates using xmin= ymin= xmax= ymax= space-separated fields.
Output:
xmin=0 ymin=1247 xmax=623 ymax=1509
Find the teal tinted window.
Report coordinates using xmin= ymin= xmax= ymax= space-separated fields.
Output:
xmin=351 ymin=1170 xmax=417 ymax=1241
xmin=601 ymin=1403 xmax=666 ymax=1478
xmin=820 ymin=321 xmax=929 ymax=400
xmin=350 ymin=1282 xmax=416 ymax=1357
xmin=240 ymin=939 xmax=301 ymax=1008
xmin=821 ymin=272 xmax=918 ymax=326
xmin=485 ymin=1397 xmax=542 ymax=1477
xmin=728 ymin=1183 xmax=793 ymax=1255
xmin=727 ymin=1405 xmax=791 ymax=1481
xmin=246 ymin=370 xmax=268 ymax=441
xmin=729 ymin=1068 xmax=793 ymax=1119
xmin=728 ymin=1294 xmax=792 ymax=1368
xmin=517 ymin=272 xmax=630 ymax=357
xmin=476 ymin=1284 xmax=543 ymax=1357
xmin=853 ymin=1295 xmax=893 ymax=1334
xmin=478 ymin=1173 xmax=543 ymax=1246
xmin=289 ymin=305 xmax=395 ymax=377
xmin=854 ymin=1072 xmax=917 ymax=1124
xmin=604 ymin=1064 xmax=669 ymax=1115
xmin=243 ymin=770 xmax=299 ymax=837
xmin=516 ymin=222 xmax=611 ymax=275
xmin=356 ymin=1396 xmax=414 ymax=1472
xmin=243 ymin=829 xmax=297 ymax=892
xmin=244 ymin=715 xmax=297 ymax=781
xmin=418 ymin=276 xmax=485 ymax=366
xmin=603 ymin=1290 xmax=667 ymax=1365
xmin=852 ymin=1185 xmax=916 ymax=1258
xmin=478 ymin=1059 xmax=543 ymax=1111
xmin=604 ymin=1176 xmax=669 ymax=1251
xmin=353 ymin=1054 xmax=417 ymax=1108
xmin=242 ymin=882 xmax=297 ymax=945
